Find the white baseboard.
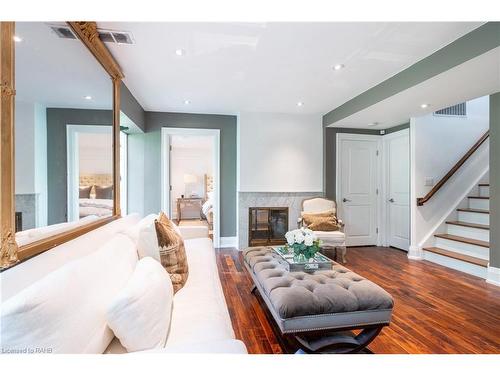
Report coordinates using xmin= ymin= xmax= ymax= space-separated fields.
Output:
xmin=486 ymin=266 xmax=500 ymax=287
xmin=219 ymin=236 xmax=238 ymax=248
xmin=408 ymin=245 xmax=423 ymax=260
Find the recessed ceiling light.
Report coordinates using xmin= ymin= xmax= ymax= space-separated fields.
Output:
xmin=420 ymin=103 xmax=430 ymax=109
xmin=184 ymin=99 xmax=191 ymax=105
xmin=297 ymin=101 xmax=304 ymax=107
xmin=333 ymin=64 xmax=345 ymax=71
xmin=13 ymin=35 xmax=23 ymax=42
xmin=368 ymin=122 xmax=379 ymax=127
xmin=175 ymin=49 xmax=185 ymax=56
xmin=84 ymin=95 xmax=92 ymax=100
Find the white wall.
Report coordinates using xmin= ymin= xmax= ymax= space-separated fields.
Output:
xmin=34 ymin=103 xmax=47 ymax=227
xmin=410 ymin=96 xmax=489 ymax=255
xmin=15 ymin=100 xmax=36 ymax=194
xmin=414 ymin=96 xmax=489 ymax=199
xmin=238 ymin=112 xmax=323 ymax=192
xmin=78 ymin=132 xmax=113 ymax=174
xmin=15 ymin=101 xmax=48 ymax=226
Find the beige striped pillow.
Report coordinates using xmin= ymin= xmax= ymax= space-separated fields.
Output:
xmin=154 ymin=212 xmax=189 ymax=293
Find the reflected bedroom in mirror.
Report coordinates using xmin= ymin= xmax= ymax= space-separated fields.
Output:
xmin=14 ymin=22 xmax=114 ymax=247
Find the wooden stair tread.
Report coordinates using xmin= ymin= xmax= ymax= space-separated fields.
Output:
xmin=446 ymin=221 xmax=489 ymax=230
xmin=468 ymin=196 xmax=489 ymax=199
xmin=478 ymin=183 xmax=490 ymax=186
xmin=423 ymin=247 xmax=488 ymax=267
xmin=434 ymin=233 xmax=489 ymax=248
xmin=457 ymin=208 xmax=489 ymax=214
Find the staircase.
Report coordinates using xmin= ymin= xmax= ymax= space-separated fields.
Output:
xmin=423 ymin=183 xmax=490 ymax=278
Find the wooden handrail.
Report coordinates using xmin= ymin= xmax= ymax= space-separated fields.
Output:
xmin=417 ymin=131 xmax=490 ymax=206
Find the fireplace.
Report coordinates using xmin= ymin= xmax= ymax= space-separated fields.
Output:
xmin=248 ymin=207 xmax=288 ymax=247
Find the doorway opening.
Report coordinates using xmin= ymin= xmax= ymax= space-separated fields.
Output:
xmin=161 ymin=128 xmax=220 ymax=246
xmin=66 ymin=125 xmax=114 ymax=222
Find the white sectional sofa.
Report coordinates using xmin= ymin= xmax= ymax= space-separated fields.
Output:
xmin=0 ymin=214 xmax=247 ymax=354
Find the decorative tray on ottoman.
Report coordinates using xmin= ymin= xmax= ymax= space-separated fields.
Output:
xmin=272 ymin=246 xmax=333 ymax=272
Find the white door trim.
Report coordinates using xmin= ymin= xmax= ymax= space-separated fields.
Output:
xmin=120 ymin=131 xmax=128 ymax=216
xmin=408 ymin=118 xmax=423 ymax=259
xmin=161 ymin=127 xmax=221 ymax=247
xmin=66 ymin=124 xmax=112 ymax=222
xmin=336 ymin=133 xmax=382 ymax=246
xmin=382 ymin=128 xmax=410 ymax=250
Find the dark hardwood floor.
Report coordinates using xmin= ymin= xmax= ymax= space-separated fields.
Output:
xmin=216 ymin=246 xmax=500 ymax=354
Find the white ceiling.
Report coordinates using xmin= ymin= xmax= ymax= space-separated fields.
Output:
xmin=99 ymin=22 xmax=483 ymax=115
xmin=15 ymin=22 xmax=112 ymax=109
xmin=330 ymin=46 xmax=500 ymax=129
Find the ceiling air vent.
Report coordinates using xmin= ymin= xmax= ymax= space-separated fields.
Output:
xmin=434 ymin=102 xmax=467 ymax=117
xmin=49 ymin=25 xmax=77 ymax=39
xmin=97 ymin=30 xmax=135 ymax=45
xmin=48 ymin=24 xmax=134 ymax=45
xmin=98 ymin=31 xmax=115 ymax=43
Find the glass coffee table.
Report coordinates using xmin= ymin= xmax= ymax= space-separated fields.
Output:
xmin=272 ymin=246 xmax=334 ymax=272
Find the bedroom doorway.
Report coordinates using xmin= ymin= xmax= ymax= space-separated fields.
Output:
xmin=161 ymin=128 xmax=220 ymax=246
xmin=66 ymin=125 xmax=114 ymax=222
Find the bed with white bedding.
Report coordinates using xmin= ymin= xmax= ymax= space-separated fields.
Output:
xmin=79 ymin=198 xmax=113 ymax=218
xmin=202 ymin=175 xmax=214 ymax=231
xmin=79 ymin=174 xmax=114 ymax=218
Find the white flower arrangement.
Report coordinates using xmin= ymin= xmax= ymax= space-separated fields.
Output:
xmin=284 ymin=228 xmax=321 ymax=260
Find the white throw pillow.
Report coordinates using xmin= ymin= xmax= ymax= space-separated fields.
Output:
xmin=0 ymin=234 xmax=138 ymax=354
xmin=121 ymin=214 xmax=161 ymax=262
xmin=106 ymin=257 xmax=174 ymax=352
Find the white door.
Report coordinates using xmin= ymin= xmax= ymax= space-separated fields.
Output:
xmin=385 ymin=130 xmax=410 ymax=251
xmin=337 ymin=135 xmax=379 ymax=246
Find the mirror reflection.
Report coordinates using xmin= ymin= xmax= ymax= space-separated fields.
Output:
xmin=14 ymin=22 xmax=113 ymax=245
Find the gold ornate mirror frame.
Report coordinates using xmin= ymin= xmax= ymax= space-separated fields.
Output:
xmin=0 ymin=21 xmax=124 ymax=269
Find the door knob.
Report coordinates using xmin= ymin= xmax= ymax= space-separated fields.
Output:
xmin=388 ymin=198 xmax=395 ymax=203
xmin=342 ymin=198 xmax=351 ymax=203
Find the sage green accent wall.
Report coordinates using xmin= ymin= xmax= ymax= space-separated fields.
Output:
xmin=46 ymin=108 xmax=112 ymax=224
xmin=323 ymin=22 xmax=500 ymax=126
xmin=324 ymin=123 xmax=409 ymax=199
xmin=121 ymin=82 xmax=146 ymax=132
xmin=490 ymin=92 xmax=500 ymax=268
xmin=143 ymin=111 xmax=237 ymax=237
xmin=385 ymin=122 xmax=410 ymax=135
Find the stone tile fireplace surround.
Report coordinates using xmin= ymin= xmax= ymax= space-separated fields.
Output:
xmin=15 ymin=193 xmax=37 ymax=231
xmin=238 ymin=192 xmax=323 ymax=250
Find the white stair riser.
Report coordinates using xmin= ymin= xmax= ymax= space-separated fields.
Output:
xmin=423 ymin=251 xmax=487 ymax=279
xmin=434 ymin=237 xmax=489 ymax=260
xmin=458 ymin=211 xmax=489 ymax=225
xmin=447 ymin=224 xmax=489 ymax=242
xmin=468 ymin=198 xmax=489 ymax=210
xmin=479 ymin=186 xmax=489 ymax=197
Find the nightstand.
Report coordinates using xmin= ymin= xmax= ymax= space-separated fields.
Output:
xmin=176 ymin=197 xmax=204 ymax=224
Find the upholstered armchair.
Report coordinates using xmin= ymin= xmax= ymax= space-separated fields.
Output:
xmin=298 ymin=197 xmax=347 ymax=263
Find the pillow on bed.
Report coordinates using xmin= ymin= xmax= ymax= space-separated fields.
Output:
xmin=95 ymin=185 xmax=113 ymax=199
xmin=79 ymin=186 xmax=92 ymax=199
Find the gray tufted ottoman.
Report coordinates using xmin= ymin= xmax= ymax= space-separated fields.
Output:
xmin=243 ymin=247 xmax=394 ymax=353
